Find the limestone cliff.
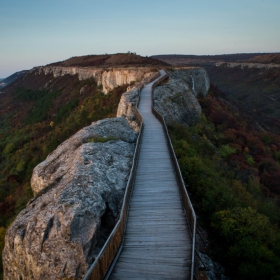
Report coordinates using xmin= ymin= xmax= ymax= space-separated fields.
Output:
xmin=3 ymin=118 xmax=137 ymax=280
xmin=153 ymin=68 xmax=210 ymax=125
xmin=33 ymin=66 xmax=157 ymax=94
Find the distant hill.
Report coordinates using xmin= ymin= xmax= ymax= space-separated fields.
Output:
xmin=152 ymin=53 xmax=279 ymax=66
xmin=0 ymin=70 xmax=27 ymax=89
xmin=247 ymin=53 xmax=280 ymax=64
xmin=48 ymin=53 xmax=169 ymax=68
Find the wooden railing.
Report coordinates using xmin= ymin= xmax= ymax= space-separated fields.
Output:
xmin=83 ymin=90 xmax=144 ymax=280
xmin=151 ymin=71 xmax=197 ymax=280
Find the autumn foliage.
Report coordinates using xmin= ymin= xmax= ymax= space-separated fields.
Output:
xmin=168 ymin=85 xmax=280 ymax=279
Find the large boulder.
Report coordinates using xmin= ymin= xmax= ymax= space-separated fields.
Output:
xmin=3 ymin=117 xmax=137 ymax=280
xmin=169 ymin=67 xmax=210 ymax=97
xmin=153 ymin=68 xmax=210 ymax=125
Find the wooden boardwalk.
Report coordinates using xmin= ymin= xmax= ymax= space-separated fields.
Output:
xmin=108 ymin=71 xmax=192 ymax=280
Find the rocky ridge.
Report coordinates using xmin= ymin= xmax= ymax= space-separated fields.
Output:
xmin=153 ymin=68 xmax=210 ymax=125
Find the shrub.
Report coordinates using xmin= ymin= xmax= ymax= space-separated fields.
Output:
xmin=3 ymin=143 xmax=15 ymax=155
xmin=219 ymin=144 xmax=236 ymax=158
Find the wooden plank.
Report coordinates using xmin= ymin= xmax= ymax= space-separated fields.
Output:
xmin=110 ymin=271 xmax=187 ymax=280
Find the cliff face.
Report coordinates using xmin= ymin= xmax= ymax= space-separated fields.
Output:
xmin=34 ymin=66 xmax=157 ymax=94
xmin=153 ymin=68 xmax=210 ymax=125
xmin=3 ymin=118 xmax=137 ymax=280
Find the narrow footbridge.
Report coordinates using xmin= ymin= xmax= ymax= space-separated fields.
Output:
xmin=84 ymin=70 xmax=197 ymax=280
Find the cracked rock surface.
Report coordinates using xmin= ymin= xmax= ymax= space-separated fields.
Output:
xmin=117 ymin=88 xmax=141 ymax=131
xmin=3 ymin=117 xmax=137 ymax=280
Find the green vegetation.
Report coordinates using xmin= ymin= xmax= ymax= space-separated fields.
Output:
xmin=0 ymin=75 xmax=127 ymax=277
xmin=168 ymin=86 xmax=280 ymax=279
xmin=87 ymin=136 xmax=118 ymax=143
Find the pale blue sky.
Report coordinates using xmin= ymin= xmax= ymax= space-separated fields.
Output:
xmin=1 ymin=0 xmax=279 ymax=77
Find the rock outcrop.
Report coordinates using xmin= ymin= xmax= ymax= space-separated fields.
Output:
xmin=3 ymin=118 xmax=137 ymax=280
xmin=153 ymin=68 xmax=210 ymax=125
xmin=199 ymin=253 xmax=229 ymax=280
xmin=117 ymin=88 xmax=141 ymax=131
xmin=116 ymin=70 xmax=160 ymax=131
xmin=33 ymin=66 xmax=158 ymax=94
xmin=169 ymin=67 xmax=210 ymax=97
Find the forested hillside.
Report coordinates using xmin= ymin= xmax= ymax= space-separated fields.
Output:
xmin=205 ymin=65 xmax=280 ymax=134
xmin=169 ymin=85 xmax=280 ymax=280
xmin=0 ymin=73 xmax=127 ymax=277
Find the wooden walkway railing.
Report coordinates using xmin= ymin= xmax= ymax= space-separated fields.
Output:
xmin=151 ymin=74 xmax=197 ymax=279
xmin=83 ymin=70 xmax=197 ymax=280
xmin=83 ymin=87 xmax=144 ymax=280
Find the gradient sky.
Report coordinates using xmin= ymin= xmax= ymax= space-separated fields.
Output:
xmin=1 ymin=0 xmax=280 ymax=77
